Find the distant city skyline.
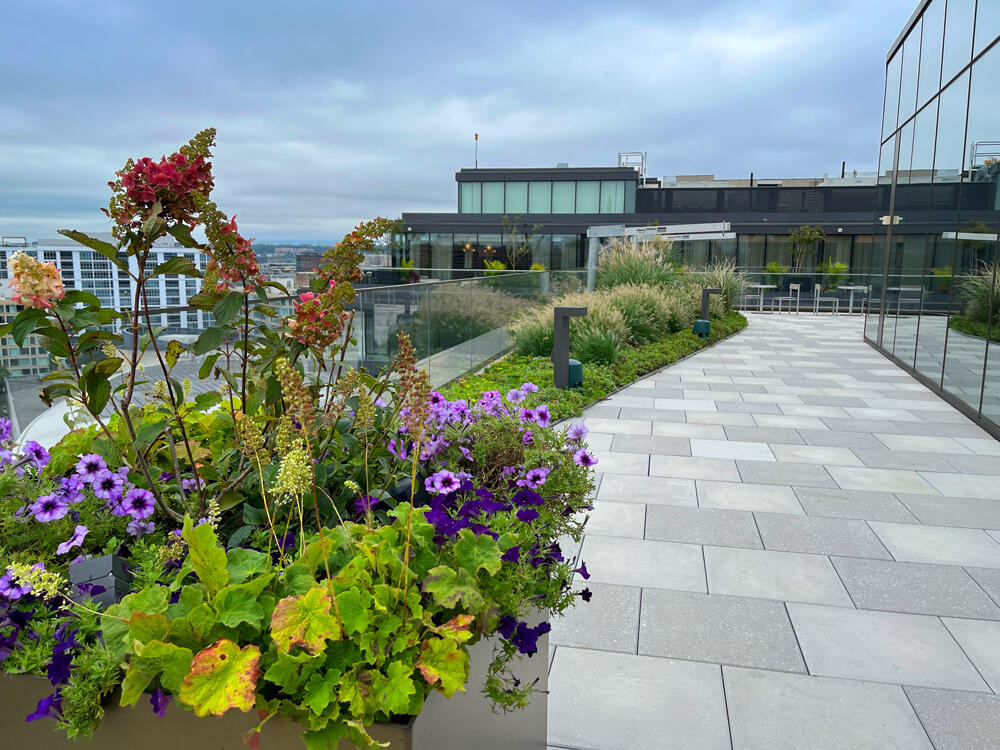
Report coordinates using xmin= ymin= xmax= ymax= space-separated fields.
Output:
xmin=2 ymin=0 xmax=917 ymax=242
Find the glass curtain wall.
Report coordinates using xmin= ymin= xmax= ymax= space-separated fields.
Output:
xmin=868 ymin=0 xmax=1000 ymax=436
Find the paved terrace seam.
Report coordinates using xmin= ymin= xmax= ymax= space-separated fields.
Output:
xmin=547 ymin=313 xmax=1000 ymax=750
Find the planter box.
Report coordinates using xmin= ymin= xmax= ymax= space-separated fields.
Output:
xmin=1 ymin=618 xmax=548 ymax=750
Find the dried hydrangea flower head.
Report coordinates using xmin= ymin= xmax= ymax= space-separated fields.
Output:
xmin=396 ymin=331 xmax=431 ymax=443
xmin=8 ymin=251 xmax=66 ymax=310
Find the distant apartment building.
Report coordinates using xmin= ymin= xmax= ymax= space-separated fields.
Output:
xmin=0 ymin=299 xmax=49 ymax=376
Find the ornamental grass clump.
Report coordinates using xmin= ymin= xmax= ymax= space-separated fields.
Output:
xmin=699 ymin=258 xmax=748 ymax=315
xmin=960 ymin=262 xmax=1000 ymax=325
xmin=595 ymin=236 xmax=681 ymax=289
xmin=0 ymin=129 xmax=595 ymax=749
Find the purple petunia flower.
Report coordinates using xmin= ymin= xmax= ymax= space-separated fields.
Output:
xmin=127 ymin=519 xmax=155 ymax=538
xmin=122 ymin=488 xmax=155 ymax=520
xmin=501 ymin=546 xmax=521 ymax=563
xmin=522 ymin=467 xmax=550 ymax=489
xmin=521 ymin=381 xmax=539 ymax=393
xmin=150 ymin=688 xmax=171 ymax=718
xmin=29 ymin=494 xmax=68 ymax=523
xmin=533 ymin=405 xmax=552 ymax=428
xmin=522 ymin=430 xmax=534 ymax=446
xmin=180 ymin=477 xmax=204 ymax=494
xmin=516 ymin=507 xmax=539 ymax=523
xmin=574 ymin=561 xmax=591 ymax=580
xmin=0 ymin=569 xmax=28 ymax=600
xmin=353 ymin=495 xmax=382 ymax=516
xmin=428 ymin=470 xmax=460 ymax=495
xmin=573 ymin=448 xmax=598 ymax=467
xmin=23 ymin=441 xmax=49 ymax=470
xmin=159 ymin=471 xmax=174 ymax=482
xmin=505 ymin=389 xmax=526 ymax=404
xmin=92 ymin=470 xmax=124 ymax=500
xmin=497 ymin=615 xmax=517 ymax=639
xmin=518 ymin=407 xmax=536 ymax=423
xmin=0 ymin=417 xmax=11 ymax=443
xmin=566 ymin=423 xmax=588 ymax=443
xmin=56 ymin=525 xmax=88 ymax=555
xmin=75 ymin=454 xmax=107 ymax=484
xmin=57 ymin=476 xmax=84 ymax=504
xmin=26 ymin=692 xmax=62 ymax=721
xmin=579 ymin=587 xmax=593 ymax=602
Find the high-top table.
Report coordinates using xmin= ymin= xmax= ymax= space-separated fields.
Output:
xmin=840 ymin=285 xmax=869 ymax=314
xmin=746 ymin=284 xmax=776 ymax=312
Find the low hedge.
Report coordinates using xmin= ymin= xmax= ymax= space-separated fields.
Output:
xmin=949 ymin=315 xmax=1000 ymax=343
xmin=442 ymin=312 xmax=748 ymax=419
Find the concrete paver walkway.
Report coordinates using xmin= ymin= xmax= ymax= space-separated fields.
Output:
xmin=548 ymin=313 xmax=1000 ymax=750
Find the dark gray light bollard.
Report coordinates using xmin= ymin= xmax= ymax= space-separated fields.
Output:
xmin=553 ymin=306 xmax=587 ymax=388
xmin=694 ymin=287 xmax=721 ymax=340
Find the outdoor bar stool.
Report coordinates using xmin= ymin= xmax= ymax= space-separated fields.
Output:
xmin=813 ymin=286 xmax=840 ymax=314
xmin=775 ymin=283 xmax=801 ymax=313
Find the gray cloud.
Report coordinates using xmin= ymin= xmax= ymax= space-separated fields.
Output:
xmin=1 ymin=0 xmax=916 ymax=242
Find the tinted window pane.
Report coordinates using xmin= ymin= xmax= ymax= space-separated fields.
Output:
xmin=551 ymin=234 xmax=579 ymax=269
xmin=460 ymin=182 xmax=481 ymax=213
xmin=943 ymin=0 xmax=975 ymax=82
xmin=884 ymin=51 xmax=902 ymax=139
xmin=974 ymin=0 xmax=1000 ymax=57
xmin=482 ymin=182 xmax=503 ymax=213
xmin=576 ymin=181 xmax=600 ymax=213
xmin=919 ymin=0 xmax=945 ymax=106
xmin=672 ymin=190 xmax=717 ymax=210
xmin=528 ymin=181 xmax=551 ymax=213
xmin=504 ymin=182 xmax=527 ymax=213
xmin=552 ymin=182 xmax=575 ymax=213
xmin=624 ymin=184 xmax=636 ymax=213
xmin=966 ymin=42 xmax=1000 ymax=173
xmin=899 ymin=26 xmax=921 ymax=124
xmin=933 ymin=71 xmax=969 ymax=184
xmin=600 ymin=181 xmax=624 ymax=213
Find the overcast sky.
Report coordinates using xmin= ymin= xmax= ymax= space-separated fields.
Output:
xmin=1 ymin=0 xmax=917 ymax=243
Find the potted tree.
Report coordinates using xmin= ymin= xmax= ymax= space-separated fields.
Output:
xmin=787 ymin=225 xmax=826 ymax=293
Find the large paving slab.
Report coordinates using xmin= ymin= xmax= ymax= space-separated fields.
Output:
xmin=552 ymin=314 xmax=1000 ymax=748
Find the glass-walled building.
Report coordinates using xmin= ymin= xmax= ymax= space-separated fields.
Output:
xmin=866 ymin=0 xmax=1000 ymax=436
xmin=402 ymin=166 xmax=882 ymax=283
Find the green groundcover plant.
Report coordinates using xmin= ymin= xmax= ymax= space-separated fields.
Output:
xmin=0 ymin=130 xmax=595 ymax=749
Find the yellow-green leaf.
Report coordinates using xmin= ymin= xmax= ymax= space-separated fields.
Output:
xmin=177 ymin=638 xmax=260 ymax=717
xmin=182 ymin=516 xmax=230 ymax=596
xmin=270 ymin=586 xmax=341 ymax=654
xmin=416 ymin=638 xmax=469 ymax=698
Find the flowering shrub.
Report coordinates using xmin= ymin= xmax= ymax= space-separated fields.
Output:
xmin=0 ymin=130 xmax=594 ymax=748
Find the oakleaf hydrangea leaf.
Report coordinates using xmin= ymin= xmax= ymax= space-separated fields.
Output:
xmin=271 ymin=586 xmax=341 ymax=654
xmin=177 ymin=638 xmax=260 ymax=717
xmin=416 ymin=637 xmax=469 ymax=698
xmin=454 ymin=528 xmax=502 ymax=575
xmin=182 ymin=516 xmax=230 ymax=596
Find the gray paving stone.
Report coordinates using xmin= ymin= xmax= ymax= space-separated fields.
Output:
xmin=582 ymin=417 xmax=650 ymax=435
xmin=966 ymin=566 xmax=1000 ymax=607
xmin=827 ymin=466 xmax=937 ymax=494
xmin=921 ymin=472 xmax=999 ymax=500
xmin=617 ymin=406 xmax=687 ymax=422
xmin=609 ymin=433 xmax=690 ymax=456
xmin=645 ymin=505 xmax=762 ymax=548
xmin=651 ymin=421 xmax=727 ymax=439
xmin=797 ymin=428 xmax=889 ymax=450
xmin=649 ymin=455 xmax=741 ymax=482
xmin=832 ymin=557 xmax=1000 ymax=618
xmin=891 ymin=421 xmax=993 ymax=437
xmin=580 ymin=431 xmax=614 ymax=453
xmin=704 ymin=546 xmax=852 ymax=606
xmin=898 ymin=493 xmax=1000 ymax=529
xmin=716 ymin=401 xmax=784 ymax=415
xmin=874 ymin=433 xmax=972 ymax=454
xmin=687 ymin=410 xmax=756 ymax=426
xmin=593 ymin=451 xmax=648 ymax=476
xmin=736 ymin=460 xmax=837 ymax=488
xmin=724 ymin=425 xmax=805 ymax=445
xmin=755 ymin=513 xmax=891 ymax=558
xmin=596 ymin=474 xmax=696 ymax=506
xmin=851 ymin=448 xmax=955 ymax=471
xmin=869 ymin=522 xmax=1000 ymax=568
xmin=941 ymin=453 xmax=1000 ymax=475
xmin=639 ymin=588 xmax=805 ymax=672
xmin=579 ymin=535 xmax=705 ymax=591
xmin=580 ymin=404 xmax=621 ymax=419
xmin=820 ymin=417 xmax=902 ymax=433
xmin=787 ymin=603 xmax=989 ymax=691
xmin=549 ymin=582 xmax=640 ymax=654
xmin=548 ymin=647 xmax=731 ymax=750
xmin=726 ymin=667 xmax=932 ymax=750
xmin=799 ymin=394 xmax=870 ymax=407
xmin=793 ymin=486 xmax=917 ymax=522
xmin=769 ymin=444 xmax=862 ymax=466
xmin=754 ymin=414 xmax=829 ymax=430
xmin=691 ymin=438 xmax=776 ymax=461
xmin=697 ymin=480 xmax=803 ymax=513
xmin=583 ymin=501 xmax=645 ymax=538
xmin=905 ymin=687 xmax=1000 ymax=750
xmin=941 ymin=617 xmax=1000 ymax=692
xmin=956 ymin=436 xmax=1000 ymax=454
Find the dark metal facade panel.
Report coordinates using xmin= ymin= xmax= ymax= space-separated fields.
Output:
xmin=455 ymin=167 xmax=640 ymax=183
